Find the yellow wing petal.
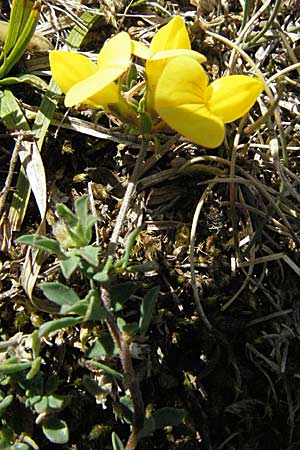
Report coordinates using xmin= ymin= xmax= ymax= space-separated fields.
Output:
xmin=131 ymin=40 xmax=150 ymax=59
xmin=207 ymin=75 xmax=264 ymax=123
xmin=98 ymin=31 xmax=131 ymax=73
xmin=150 ymin=16 xmax=191 ymax=54
xmin=49 ymin=51 xmax=97 ymax=94
xmin=65 ymin=71 xmax=120 ymax=107
xmin=150 ymin=48 xmax=206 ymax=63
xmin=155 ymin=57 xmax=224 ymax=148
xmin=62 ymin=32 xmax=131 ymax=108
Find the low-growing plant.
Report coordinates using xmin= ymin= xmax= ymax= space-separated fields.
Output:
xmin=0 ymin=6 xmax=273 ymax=449
xmin=10 ymin=195 xmax=185 ymax=449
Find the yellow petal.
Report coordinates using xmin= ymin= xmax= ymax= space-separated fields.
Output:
xmin=49 ymin=51 xmax=97 ymax=94
xmin=65 ymin=70 xmax=120 ymax=107
xmin=155 ymin=56 xmax=208 ymax=107
xmin=155 ymin=57 xmax=224 ymax=148
xmin=158 ymin=104 xmax=224 ymax=148
xmin=145 ymin=59 xmax=165 ymax=95
xmin=150 ymin=16 xmax=191 ymax=54
xmin=98 ymin=31 xmax=131 ymax=73
xmin=131 ymin=40 xmax=150 ymax=59
xmin=206 ymin=75 xmax=264 ymax=123
xmin=151 ymin=48 xmax=206 ymax=63
xmin=145 ymin=16 xmax=197 ymax=110
xmin=89 ymin=82 xmax=120 ymax=106
xmin=63 ymin=33 xmax=131 ymax=108
xmin=146 ymin=49 xmax=206 ymax=103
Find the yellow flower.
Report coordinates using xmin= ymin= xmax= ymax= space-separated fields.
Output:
xmin=155 ymin=56 xmax=264 ymax=148
xmin=131 ymin=16 xmax=206 ymax=110
xmin=49 ymin=32 xmax=131 ymax=108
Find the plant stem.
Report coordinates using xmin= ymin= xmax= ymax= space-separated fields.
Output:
xmin=100 ymin=287 xmax=145 ymax=449
xmin=101 ymin=140 xmax=149 ymax=448
xmin=106 ymin=138 xmax=148 ymax=259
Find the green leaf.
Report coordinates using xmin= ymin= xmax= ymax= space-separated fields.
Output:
xmin=48 ymin=394 xmax=67 ymax=410
xmin=139 ymin=286 xmax=159 ymax=336
xmin=15 ymin=234 xmax=64 ymax=256
xmin=54 ymin=198 xmax=97 ymax=248
xmin=2 ymin=0 xmax=32 ymax=54
xmin=117 ymin=318 xmax=139 ymax=335
xmin=12 ymin=444 xmax=29 ymax=450
xmin=42 ymin=417 xmax=69 ymax=444
xmin=126 ymin=63 xmax=138 ymax=88
xmin=56 ymin=203 xmax=77 ymax=227
xmin=111 ymin=432 xmax=125 ymax=450
xmin=118 ymin=226 xmax=142 ymax=269
xmin=20 ymin=435 xmax=39 ymax=450
xmin=31 ymin=330 xmax=41 ymax=359
xmin=7 ymin=83 xmax=58 ymax=232
xmin=137 ymin=416 xmax=156 ymax=440
xmin=0 ymin=73 xmax=48 ymax=90
xmin=45 ymin=375 xmax=59 ymax=395
xmin=0 ymin=425 xmax=14 ymax=449
xmin=39 ymin=282 xmax=80 ymax=306
xmin=26 ymin=356 xmax=42 ymax=380
xmin=0 ymin=0 xmax=41 ymax=78
xmin=60 ymin=300 xmax=88 ymax=316
xmin=119 ymin=396 xmax=134 ymax=424
xmin=79 ymin=246 xmax=99 ymax=266
xmin=34 ymin=396 xmax=48 ymax=414
xmin=82 ymin=375 xmax=102 ymax=396
xmin=152 ymin=407 xmax=185 ymax=429
xmin=1 ymin=356 xmax=18 ymax=364
xmin=110 ymin=281 xmax=139 ymax=311
xmin=72 ymin=217 xmax=96 ymax=247
xmin=83 ymin=289 xmax=106 ymax=321
xmin=66 ymin=11 xmax=99 ymax=50
xmin=0 ymin=88 xmax=31 ymax=132
xmin=38 ymin=317 xmax=82 ymax=338
xmin=139 ymin=111 xmax=153 ymax=134
xmin=0 ymin=395 xmax=13 ymax=414
xmin=137 ymin=408 xmax=185 ymax=441
xmin=86 ymin=333 xmax=117 ymax=358
xmin=60 ymin=253 xmax=80 ymax=279
xmin=77 ymin=259 xmax=97 ymax=279
xmin=86 ymin=361 xmax=123 ymax=380
xmin=23 ymin=374 xmax=43 ymax=399
xmin=0 ymin=362 xmax=31 ymax=374
xmin=93 ymin=270 xmax=110 ymax=283
xmin=26 ymin=395 xmax=42 ymax=408
xmin=74 ymin=195 xmax=89 ymax=223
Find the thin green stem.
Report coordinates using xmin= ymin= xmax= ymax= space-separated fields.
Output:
xmin=241 ymin=0 xmax=250 ymax=30
xmin=244 ymin=0 xmax=281 ymax=49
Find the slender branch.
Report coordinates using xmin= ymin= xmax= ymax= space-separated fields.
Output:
xmin=119 ymin=336 xmax=145 ymax=429
xmin=100 ymin=140 xmax=150 ymax=448
xmin=107 ymin=139 xmax=148 ymax=259
xmin=100 ymin=287 xmax=144 ymax=450
xmin=100 ymin=287 xmax=122 ymax=350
